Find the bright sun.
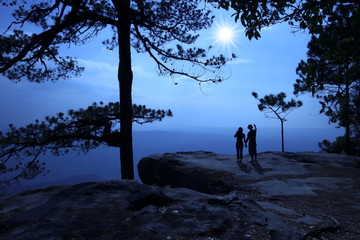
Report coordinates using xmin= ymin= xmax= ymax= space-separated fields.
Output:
xmin=212 ymin=20 xmax=240 ymax=55
xmin=217 ymin=26 xmax=234 ymax=43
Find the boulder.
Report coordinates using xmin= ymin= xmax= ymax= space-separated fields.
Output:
xmin=138 ymin=151 xmax=238 ymax=194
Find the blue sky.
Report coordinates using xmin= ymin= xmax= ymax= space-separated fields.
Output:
xmin=0 ymin=4 xmax=340 ymax=134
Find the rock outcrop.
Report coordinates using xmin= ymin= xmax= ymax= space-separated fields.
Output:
xmin=1 ymin=151 xmax=359 ymax=239
xmin=137 ymin=151 xmax=238 ymax=195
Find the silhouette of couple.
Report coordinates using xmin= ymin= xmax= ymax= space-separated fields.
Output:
xmin=234 ymin=124 xmax=257 ymax=162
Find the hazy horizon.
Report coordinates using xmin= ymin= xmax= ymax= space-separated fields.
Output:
xmin=3 ymin=126 xmax=344 ymax=194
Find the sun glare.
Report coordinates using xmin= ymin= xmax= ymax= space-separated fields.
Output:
xmin=217 ymin=26 xmax=234 ymax=43
xmin=212 ymin=20 xmax=241 ymax=56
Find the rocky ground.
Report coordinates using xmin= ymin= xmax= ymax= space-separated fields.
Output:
xmin=0 ymin=151 xmax=359 ymax=239
xmin=138 ymin=151 xmax=360 ymax=239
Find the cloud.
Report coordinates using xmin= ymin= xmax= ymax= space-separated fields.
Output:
xmin=227 ymin=58 xmax=252 ymax=64
xmin=78 ymin=59 xmax=118 ymax=72
xmin=132 ymin=65 xmax=156 ymax=77
xmin=76 ymin=59 xmax=118 ymax=89
xmin=77 ymin=59 xmax=160 ymax=94
xmin=79 ymin=59 xmax=155 ymax=77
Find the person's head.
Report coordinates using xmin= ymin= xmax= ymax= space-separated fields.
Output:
xmin=238 ymin=127 xmax=243 ymax=132
xmin=248 ymin=124 xmax=253 ymax=130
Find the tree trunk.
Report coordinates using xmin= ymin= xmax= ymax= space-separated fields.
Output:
xmin=281 ymin=120 xmax=284 ymax=152
xmin=116 ymin=0 xmax=134 ymax=179
xmin=344 ymin=79 xmax=351 ymax=155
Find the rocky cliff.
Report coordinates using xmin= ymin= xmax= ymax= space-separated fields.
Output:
xmin=1 ymin=151 xmax=359 ymax=239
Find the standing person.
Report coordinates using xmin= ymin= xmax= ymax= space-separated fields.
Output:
xmin=234 ymin=127 xmax=246 ymax=162
xmin=246 ymin=124 xmax=257 ymax=162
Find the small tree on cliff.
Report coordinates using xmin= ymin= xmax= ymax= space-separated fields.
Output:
xmin=0 ymin=102 xmax=172 ymax=189
xmin=0 ymin=0 xmax=229 ymax=179
xmin=252 ymin=92 xmax=302 ymax=152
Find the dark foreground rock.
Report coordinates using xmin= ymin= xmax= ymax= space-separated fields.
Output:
xmin=1 ymin=180 xmax=291 ymax=239
xmin=0 ymin=151 xmax=359 ymax=239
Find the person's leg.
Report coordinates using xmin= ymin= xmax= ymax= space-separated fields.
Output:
xmin=236 ymin=146 xmax=240 ymax=160
xmin=249 ymin=144 xmax=253 ymax=161
xmin=240 ymin=146 xmax=243 ymax=161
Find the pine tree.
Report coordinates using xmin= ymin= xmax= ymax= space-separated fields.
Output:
xmin=0 ymin=1 xmax=229 ymax=179
xmin=294 ymin=5 xmax=360 ymax=155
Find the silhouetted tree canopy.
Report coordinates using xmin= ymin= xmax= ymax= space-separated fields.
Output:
xmin=0 ymin=102 xmax=172 ymax=189
xmin=0 ymin=0 xmax=229 ymax=179
xmin=0 ymin=0 xmax=228 ymax=83
xmin=252 ymin=92 xmax=302 ymax=152
xmin=294 ymin=4 xmax=360 ymax=155
xmin=209 ymin=0 xmax=359 ymax=40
